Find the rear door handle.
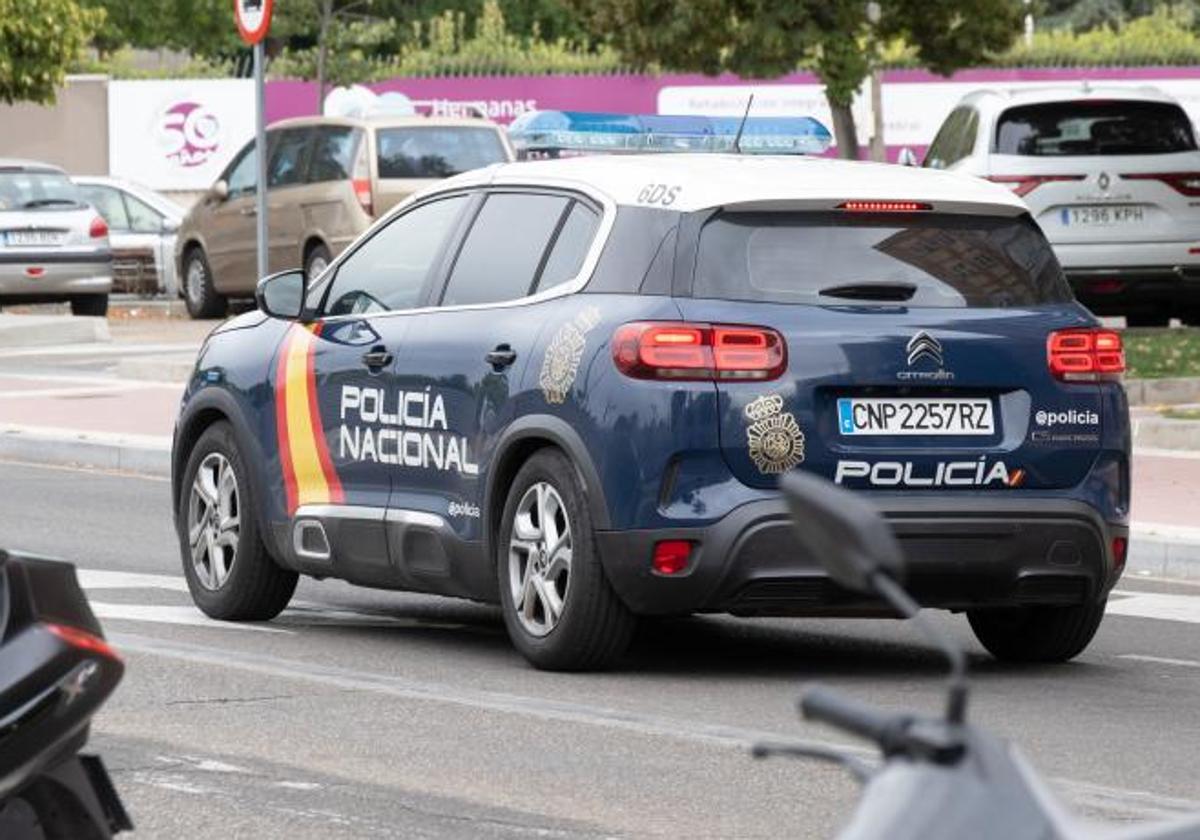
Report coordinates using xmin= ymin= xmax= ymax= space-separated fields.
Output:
xmin=485 ymin=345 xmax=518 ymax=370
xmin=362 ymin=347 xmax=393 ymax=370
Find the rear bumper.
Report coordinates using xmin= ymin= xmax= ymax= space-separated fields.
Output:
xmin=1053 ymin=241 xmax=1200 ymax=311
xmin=0 ymin=257 xmax=112 ymax=299
xmin=596 ymin=497 xmax=1125 ymax=617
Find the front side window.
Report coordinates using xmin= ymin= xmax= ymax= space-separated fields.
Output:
xmin=996 ymin=100 xmax=1198 ymax=156
xmin=376 ymin=127 xmax=508 ymax=179
xmin=321 ymin=195 xmax=467 ymax=316
xmin=441 ymin=193 xmax=569 ymax=307
xmin=695 ymin=211 xmax=1072 ymax=308
xmin=224 ymin=142 xmax=257 ymax=197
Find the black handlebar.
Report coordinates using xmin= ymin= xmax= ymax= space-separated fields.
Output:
xmin=800 ymin=685 xmax=896 ymax=745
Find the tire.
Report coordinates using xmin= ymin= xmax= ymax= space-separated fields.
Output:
xmin=1126 ymin=310 xmax=1169 ymax=328
xmin=69 ymin=294 xmax=107 ymax=317
xmin=304 ymin=242 xmax=332 ymax=282
xmin=968 ymin=599 xmax=1107 ymax=663
xmin=177 ymin=421 xmax=297 ymax=621
xmin=182 ymin=246 xmax=227 ymax=319
xmin=496 ymin=448 xmax=636 ymax=671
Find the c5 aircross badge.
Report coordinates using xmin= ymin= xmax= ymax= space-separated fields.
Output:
xmin=540 ymin=307 xmax=601 ymax=404
xmin=744 ymin=394 xmax=805 ymax=474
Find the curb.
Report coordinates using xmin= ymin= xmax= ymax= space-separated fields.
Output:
xmin=0 ymin=314 xmax=110 ymax=348
xmin=0 ymin=425 xmax=169 ymax=477
xmin=1125 ymin=377 xmax=1200 ymax=407
xmin=1131 ymin=415 xmax=1200 ymax=451
xmin=1 ymin=425 xmax=1198 ymax=579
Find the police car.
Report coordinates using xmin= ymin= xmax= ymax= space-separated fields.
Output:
xmin=172 ymin=112 xmax=1130 ymax=670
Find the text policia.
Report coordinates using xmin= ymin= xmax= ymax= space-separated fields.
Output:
xmin=338 ymin=385 xmax=478 ymax=475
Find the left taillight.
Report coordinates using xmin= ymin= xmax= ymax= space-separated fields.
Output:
xmin=986 ymin=174 xmax=1085 ymax=197
xmin=1047 ymin=328 xmax=1125 ymax=382
xmin=44 ymin=622 xmax=121 ymax=661
xmin=88 ymin=216 xmax=108 ymax=238
xmin=351 ymin=138 xmax=373 ymax=217
xmin=1120 ymin=171 xmax=1200 ymax=197
xmin=612 ymin=322 xmax=787 ymax=381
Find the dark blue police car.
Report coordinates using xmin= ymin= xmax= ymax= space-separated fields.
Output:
xmin=172 ymin=114 xmax=1130 ymax=670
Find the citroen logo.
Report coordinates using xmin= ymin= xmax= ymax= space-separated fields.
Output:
xmin=1098 ymin=172 xmax=1110 ymax=192
xmin=906 ymin=331 xmax=944 ymax=367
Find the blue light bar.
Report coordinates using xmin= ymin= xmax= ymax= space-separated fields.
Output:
xmin=507 ymin=110 xmax=833 ymax=156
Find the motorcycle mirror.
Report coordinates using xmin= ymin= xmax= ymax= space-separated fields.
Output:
xmin=780 ymin=471 xmax=906 ymax=594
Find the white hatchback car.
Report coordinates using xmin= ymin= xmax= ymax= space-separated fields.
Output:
xmin=925 ymin=86 xmax=1200 ymax=326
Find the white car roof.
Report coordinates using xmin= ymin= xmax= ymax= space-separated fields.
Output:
xmin=960 ymin=84 xmax=1180 ymax=111
xmin=436 ymin=154 xmax=1026 ymax=216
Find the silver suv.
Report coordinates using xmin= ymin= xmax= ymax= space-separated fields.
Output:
xmin=925 ymin=86 xmax=1200 ymax=326
xmin=0 ymin=160 xmax=112 ymax=316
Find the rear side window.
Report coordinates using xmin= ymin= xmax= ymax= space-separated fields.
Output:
xmin=996 ymin=100 xmax=1197 ymax=156
xmin=694 ymin=211 xmax=1071 ymax=308
xmin=924 ymin=107 xmax=979 ymax=169
xmin=376 ymin=127 xmax=507 ymax=179
xmin=308 ymin=126 xmax=359 ymax=183
xmin=268 ymin=128 xmax=311 ymax=188
xmin=535 ymin=202 xmax=599 ymax=293
xmin=441 ymin=193 xmax=568 ymax=307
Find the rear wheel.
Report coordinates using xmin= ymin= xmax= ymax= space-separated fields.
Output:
xmin=69 ymin=294 xmax=107 ymax=317
xmin=178 ymin=421 xmax=297 ymax=620
xmin=304 ymin=242 xmax=332 ymax=282
xmin=497 ymin=449 xmax=636 ymax=670
xmin=183 ymin=246 xmax=227 ymax=319
xmin=968 ymin=600 xmax=1106 ymax=663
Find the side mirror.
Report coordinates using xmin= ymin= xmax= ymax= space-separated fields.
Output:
xmin=161 ymin=217 xmax=180 ymax=234
xmin=779 ymin=471 xmax=905 ymax=594
xmin=255 ymin=269 xmax=306 ymax=320
xmin=211 ymin=180 xmax=229 ymax=201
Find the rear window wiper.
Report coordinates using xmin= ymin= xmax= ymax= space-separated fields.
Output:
xmin=818 ymin=282 xmax=918 ymax=302
xmin=21 ymin=198 xmax=81 ymax=209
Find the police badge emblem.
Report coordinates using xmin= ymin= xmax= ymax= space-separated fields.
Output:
xmin=744 ymin=394 xmax=805 ymax=474
xmin=540 ymin=307 xmax=601 ymax=404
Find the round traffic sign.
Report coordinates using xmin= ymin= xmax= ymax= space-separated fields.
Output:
xmin=234 ymin=0 xmax=274 ymax=45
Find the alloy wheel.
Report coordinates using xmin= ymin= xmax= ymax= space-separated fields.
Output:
xmin=508 ymin=482 xmax=572 ymax=637
xmin=187 ymin=452 xmax=240 ymax=590
xmin=185 ymin=257 xmax=206 ymax=306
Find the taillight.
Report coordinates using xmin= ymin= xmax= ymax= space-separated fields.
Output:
xmin=1120 ymin=172 xmax=1200 ymax=197
xmin=1111 ymin=536 xmax=1128 ymax=574
xmin=1047 ymin=328 xmax=1125 ymax=382
xmin=352 ymin=139 xmax=373 ymax=217
xmin=88 ymin=216 xmax=108 ymax=238
xmin=44 ymin=622 xmax=121 ymax=661
xmin=986 ymin=175 xmax=1085 ymax=197
xmin=652 ymin=540 xmax=692 ymax=575
xmin=837 ymin=200 xmax=931 ymax=212
xmin=612 ymin=322 xmax=786 ymax=381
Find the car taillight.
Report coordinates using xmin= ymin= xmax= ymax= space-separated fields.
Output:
xmin=1112 ymin=536 xmax=1128 ymax=574
xmin=352 ymin=140 xmax=373 ymax=217
xmin=986 ymin=175 xmax=1085 ymax=197
xmin=45 ymin=622 xmax=121 ymax=661
xmin=1047 ymin=328 xmax=1125 ymax=382
xmin=837 ymin=200 xmax=931 ymax=212
xmin=88 ymin=216 xmax=108 ymax=238
xmin=652 ymin=540 xmax=692 ymax=575
xmin=612 ymin=322 xmax=786 ymax=381
xmin=1120 ymin=172 xmax=1200 ymax=197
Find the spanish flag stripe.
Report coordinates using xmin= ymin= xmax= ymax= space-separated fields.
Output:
xmin=305 ymin=326 xmax=344 ymax=503
xmin=274 ymin=337 xmax=299 ymax=515
xmin=284 ymin=328 xmax=330 ymax=508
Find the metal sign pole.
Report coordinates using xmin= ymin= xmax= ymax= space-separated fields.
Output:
xmin=254 ymin=39 xmax=268 ymax=281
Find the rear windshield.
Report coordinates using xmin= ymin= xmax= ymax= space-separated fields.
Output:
xmin=0 ymin=171 xmax=85 ymax=212
xmin=996 ymin=100 xmax=1197 ymax=156
xmin=695 ymin=212 xmax=1072 ymax=308
xmin=376 ymin=127 xmax=507 ymax=179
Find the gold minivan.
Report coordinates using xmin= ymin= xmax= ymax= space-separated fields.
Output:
xmin=175 ymin=114 xmax=514 ymax=318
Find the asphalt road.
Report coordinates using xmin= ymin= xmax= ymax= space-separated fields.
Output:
xmin=2 ymin=460 xmax=1199 ymax=838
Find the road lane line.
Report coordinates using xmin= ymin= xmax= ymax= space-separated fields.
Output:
xmin=107 ymin=631 xmax=1200 ymax=822
xmin=92 ymin=603 xmax=290 ymax=633
xmin=1107 ymin=592 xmax=1200 ymax=624
xmin=79 ymin=569 xmax=191 ymax=592
xmin=1118 ymin=654 xmax=1200 ymax=669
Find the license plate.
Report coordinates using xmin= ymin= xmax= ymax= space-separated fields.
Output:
xmin=837 ymin=398 xmax=995 ymax=436
xmin=4 ymin=230 xmax=64 ymax=247
xmin=1060 ymin=205 xmax=1145 ymax=226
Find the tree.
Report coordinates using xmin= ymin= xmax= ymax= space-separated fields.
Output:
xmin=571 ymin=0 xmax=1024 ymax=158
xmin=0 ymin=0 xmax=102 ymax=104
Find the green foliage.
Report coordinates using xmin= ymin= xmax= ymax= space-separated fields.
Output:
xmin=995 ymin=5 xmax=1200 ymax=65
xmin=1124 ymin=328 xmax=1200 ymax=380
xmin=79 ymin=0 xmax=240 ymax=58
xmin=0 ymin=0 xmax=102 ymax=104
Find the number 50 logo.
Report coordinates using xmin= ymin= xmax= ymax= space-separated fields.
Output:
xmin=158 ymin=101 xmax=221 ymax=169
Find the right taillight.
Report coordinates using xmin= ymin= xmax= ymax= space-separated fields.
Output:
xmin=351 ymin=138 xmax=373 ymax=217
xmin=612 ymin=322 xmax=786 ymax=381
xmin=986 ymin=174 xmax=1085 ymax=197
xmin=1120 ymin=172 xmax=1200 ymax=197
xmin=1047 ymin=328 xmax=1125 ymax=382
xmin=44 ymin=622 xmax=122 ymax=661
